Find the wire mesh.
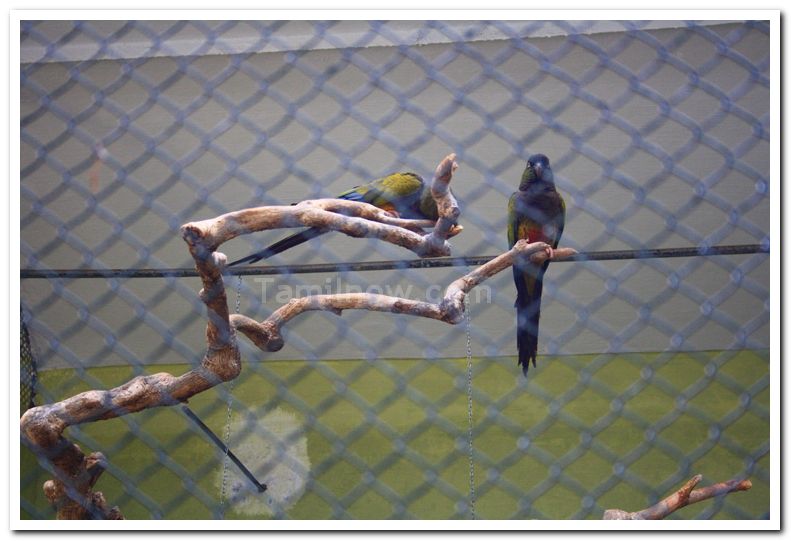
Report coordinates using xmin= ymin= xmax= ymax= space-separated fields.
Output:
xmin=19 ymin=19 xmax=770 ymax=520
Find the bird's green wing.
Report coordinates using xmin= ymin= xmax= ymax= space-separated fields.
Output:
xmin=551 ymin=194 xmax=566 ymax=249
xmin=508 ymin=193 xmax=542 ymax=298
xmin=375 ymin=172 xmax=424 ymax=199
xmin=338 ymin=173 xmax=424 ymax=211
xmin=507 ymin=193 xmax=519 ymax=249
xmin=230 ymin=173 xmax=425 ymax=268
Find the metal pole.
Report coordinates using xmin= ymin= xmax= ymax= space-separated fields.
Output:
xmin=20 ymin=244 xmax=769 ymax=280
xmin=180 ymin=405 xmax=267 ymax=493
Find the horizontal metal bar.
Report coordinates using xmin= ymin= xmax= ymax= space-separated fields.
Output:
xmin=20 ymin=244 xmax=769 ymax=280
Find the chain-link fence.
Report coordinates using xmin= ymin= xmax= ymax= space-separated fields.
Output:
xmin=19 ymin=19 xmax=771 ymax=520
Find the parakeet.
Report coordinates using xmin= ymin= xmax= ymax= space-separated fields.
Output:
xmin=229 ymin=172 xmax=443 ymax=267
xmin=507 ymin=154 xmax=566 ymax=376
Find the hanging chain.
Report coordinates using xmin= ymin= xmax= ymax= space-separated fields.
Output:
xmin=464 ymin=295 xmax=476 ymax=520
xmin=219 ymin=274 xmax=243 ymax=513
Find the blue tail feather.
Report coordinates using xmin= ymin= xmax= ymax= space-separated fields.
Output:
xmin=227 ymin=227 xmax=326 ymax=267
xmin=514 ymin=267 xmax=545 ymax=377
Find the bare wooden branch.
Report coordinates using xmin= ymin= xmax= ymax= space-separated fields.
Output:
xmin=425 ymin=154 xmax=462 ymax=249
xmin=230 ymin=239 xmax=556 ymax=351
xmin=687 ymin=477 xmax=753 ymax=506
xmin=20 ymin=153 xmax=474 ymax=519
xmin=41 ymin=451 xmax=123 ymax=520
xmin=603 ymin=475 xmax=752 ymax=520
xmin=19 ymin=151 xmax=586 ymax=519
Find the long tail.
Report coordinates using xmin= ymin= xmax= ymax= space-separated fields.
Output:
xmin=514 ymin=269 xmax=545 ymax=377
xmin=227 ymin=227 xmax=326 ymax=267
xmin=229 ymin=189 xmax=369 ymax=267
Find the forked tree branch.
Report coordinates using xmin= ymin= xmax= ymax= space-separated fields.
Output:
xmin=603 ymin=475 xmax=752 ymax=520
xmin=21 ymin=153 xmax=563 ymax=519
xmin=229 ymin=239 xmax=569 ymax=352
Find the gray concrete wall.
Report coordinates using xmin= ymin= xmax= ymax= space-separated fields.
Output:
xmin=20 ymin=21 xmax=770 ymax=369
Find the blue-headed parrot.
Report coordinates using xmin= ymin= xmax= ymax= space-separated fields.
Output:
xmin=507 ymin=154 xmax=566 ymax=376
xmin=229 ymin=172 xmax=448 ymax=267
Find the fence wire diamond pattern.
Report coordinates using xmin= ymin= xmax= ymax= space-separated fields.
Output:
xmin=20 ymin=19 xmax=770 ymax=520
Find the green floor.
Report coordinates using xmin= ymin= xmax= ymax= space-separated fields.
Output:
xmin=20 ymin=350 xmax=770 ymax=520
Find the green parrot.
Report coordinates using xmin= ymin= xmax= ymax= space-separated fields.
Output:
xmin=507 ymin=154 xmax=566 ymax=376
xmin=229 ymin=172 xmax=450 ymax=266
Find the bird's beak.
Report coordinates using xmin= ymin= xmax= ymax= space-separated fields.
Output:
xmin=533 ymin=162 xmax=543 ymax=180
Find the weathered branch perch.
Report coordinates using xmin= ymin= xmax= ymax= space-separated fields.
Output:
xmin=230 ymin=239 xmax=566 ymax=352
xmin=20 ymin=153 xmax=496 ymax=519
xmin=603 ymin=475 xmax=752 ymax=519
xmin=19 ymin=153 xmax=584 ymax=519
